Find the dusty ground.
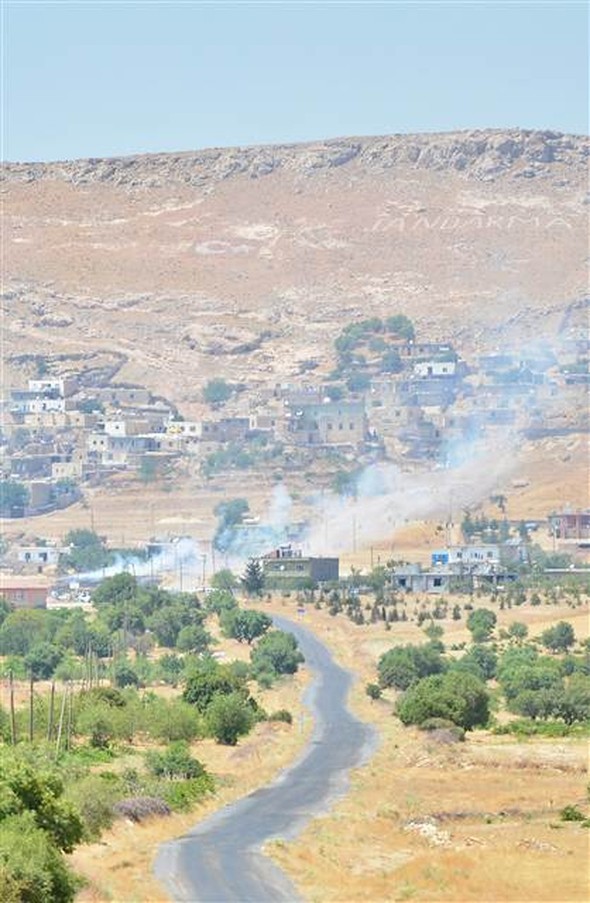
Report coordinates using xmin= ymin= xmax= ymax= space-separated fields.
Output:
xmin=249 ymin=598 xmax=590 ymax=903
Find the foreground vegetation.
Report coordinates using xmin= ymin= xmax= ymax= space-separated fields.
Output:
xmin=0 ymin=576 xmax=305 ymax=901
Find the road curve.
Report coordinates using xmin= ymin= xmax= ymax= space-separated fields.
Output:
xmin=154 ymin=614 xmax=377 ymax=902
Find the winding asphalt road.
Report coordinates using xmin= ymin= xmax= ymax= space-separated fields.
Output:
xmin=154 ymin=614 xmax=377 ymax=902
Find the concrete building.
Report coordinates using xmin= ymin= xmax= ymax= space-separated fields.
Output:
xmin=285 ymin=401 xmax=367 ymax=447
xmin=0 ymin=575 xmax=49 ymax=608
xmin=431 ymin=545 xmax=501 ymax=567
xmin=548 ymin=511 xmax=590 ymax=540
xmin=414 ymin=360 xmax=457 ymax=378
xmin=17 ymin=545 xmax=62 ymax=567
xmin=261 ymin=545 xmax=339 ymax=586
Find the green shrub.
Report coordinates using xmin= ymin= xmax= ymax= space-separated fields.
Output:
xmin=397 ymin=671 xmax=490 ymax=730
xmin=365 ymin=683 xmax=382 ymax=700
xmin=560 ymin=805 xmax=586 ymax=822
xmin=268 ymin=709 xmax=293 ymax=724
xmin=206 ymin=692 xmax=254 ymax=745
xmin=145 ymin=741 xmax=206 ymax=780
xmin=160 ymin=775 xmax=215 ymax=812
xmin=64 ymin=774 xmax=119 ymax=840
xmin=0 ymin=813 xmax=80 ymax=903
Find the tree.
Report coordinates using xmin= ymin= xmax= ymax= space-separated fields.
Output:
xmin=250 ymin=630 xmax=304 ymax=678
xmin=397 ymin=671 xmax=490 ymax=730
xmin=507 ymin=622 xmax=528 ymax=641
xmin=203 ymin=378 xmax=233 ymax=406
xmin=323 ymin=385 xmax=344 ymax=402
xmin=113 ymin=661 xmax=140 ymax=688
xmin=92 ymin=571 xmax=138 ymax=606
xmin=175 ymin=625 xmax=212 ymax=654
xmin=241 ymin=559 xmax=265 ymax=596
xmin=62 ymin=529 xmax=110 ymax=573
xmin=332 ymin=469 xmax=358 ymax=498
xmin=25 ymin=643 xmax=64 ymax=680
xmin=0 ymin=481 xmax=29 ymax=516
xmin=183 ymin=662 xmax=246 ymax=714
xmin=377 ymin=643 xmax=446 ymax=690
xmin=466 ymin=608 xmax=497 ymax=643
xmin=205 ymin=692 xmax=254 ymax=745
xmin=455 ymin=644 xmax=497 ymax=681
xmin=385 ymin=314 xmax=415 ymax=340
xmin=499 ymin=658 xmax=563 ymax=704
xmin=0 ymin=610 xmax=55 ymax=656
xmin=220 ymin=609 xmax=272 ymax=644
xmin=0 ymin=751 xmax=84 ymax=853
xmin=380 ymin=349 xmax=403 ymax=373
xmin=213 ymin=498 xmax=250 ymax=552
xmin=210 ymin=569 xmax=238 ymax=592
xmin=557 ymin=674 xmax=590 ymax=724
xmin=346 ymin=372 xmax=371 ymax=393
xmin=541 ymin=621 xmax=576 ymax=653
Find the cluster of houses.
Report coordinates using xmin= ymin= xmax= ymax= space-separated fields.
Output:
xmin=0 ymin=326 xmax=587 ymax=536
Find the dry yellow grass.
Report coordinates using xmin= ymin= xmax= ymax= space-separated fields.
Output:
xmin=253 ymin=598 xmax=590 ymax=903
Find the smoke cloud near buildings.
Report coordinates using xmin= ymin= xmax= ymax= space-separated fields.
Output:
xmin=304 ymin=434 xmax=519 ymax=557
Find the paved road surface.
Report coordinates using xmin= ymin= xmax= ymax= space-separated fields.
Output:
xmin=155 ymin=614 xmax=377 ymax=902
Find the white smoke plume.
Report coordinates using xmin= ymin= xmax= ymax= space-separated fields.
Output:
xmin=304 ymin=434 xmax=519 ymax=556
xmin=63 ymin=537 xmax=202 ymax=589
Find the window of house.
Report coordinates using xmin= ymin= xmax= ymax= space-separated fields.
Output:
xmin=339 ymin=423 xmax=343 ymax=430
xmin=433 ymin=577 xmax=442 ymax=587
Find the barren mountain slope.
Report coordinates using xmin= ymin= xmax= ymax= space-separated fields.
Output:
xmin=2 ymin=129 xmax=588 ymax=408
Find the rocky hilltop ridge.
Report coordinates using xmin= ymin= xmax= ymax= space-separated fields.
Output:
xmin=2 ymin=128 xmax=588 ymax=188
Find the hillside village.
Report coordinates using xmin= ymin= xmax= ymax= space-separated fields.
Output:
xmin=1 ymin=309 xmax=588 ymax=587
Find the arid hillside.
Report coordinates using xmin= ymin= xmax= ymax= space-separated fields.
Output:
xmin=2 ymin=128 xmax=588 ymax=408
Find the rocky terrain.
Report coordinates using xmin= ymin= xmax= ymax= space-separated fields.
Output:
xmin=2 ymin=128 xmax=588 ymax=413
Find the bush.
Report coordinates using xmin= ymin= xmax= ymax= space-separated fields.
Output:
xmin=160 ymin=775 xmax=215 ymax=812
xmin=145 ymin=741 xmax=206 ymax=780
xmin=206 ymin=692 xmax=254 ymax=745
xmin=203 ymin=378 xmax=233 ymax=406
xmin=144 ymin=698 xmax=202 ymax=742
xmin=397 ymin=671 xmax=490 ymax=730
xmin=268 ymin=709 xmax=293 ymax=724
xmin=0 ymin=813 xmax=80 ymax=903
xmin=378 ymin=643 xmax=445 ymax=690
xmin=250 ymin=630 xmax=304 ymax=679
xmin=183 ymin=662 xmax=246 ymax=713
xmin=64 ymin=774 xmax=119 ymax=840
xmin=365 ymin=683 xmax=382 ymax=700
xmin=560 ymin=804 xmax=586 ymax=822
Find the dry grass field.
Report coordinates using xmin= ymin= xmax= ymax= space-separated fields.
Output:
xmin=254 ymin=598 xmax=590 ymax=903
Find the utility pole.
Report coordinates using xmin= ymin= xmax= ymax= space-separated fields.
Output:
xmin=28 ymin=672 xmax=34 ymax=743
xmin=47 ymin=682 xmax=55 ymax=742
xmin=9 ymin=670 xmax=16 ymax=745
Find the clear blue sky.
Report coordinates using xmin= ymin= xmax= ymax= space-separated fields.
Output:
xmin=3 ymin=1 xmax=588 ymax=161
